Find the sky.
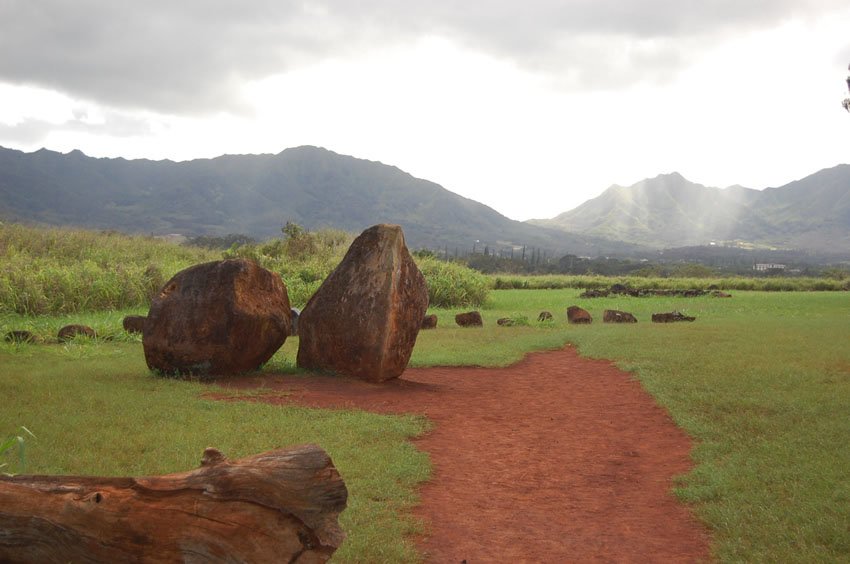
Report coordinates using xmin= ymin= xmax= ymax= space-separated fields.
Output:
xmin=1 ymin=1 xmax=849 ymax=221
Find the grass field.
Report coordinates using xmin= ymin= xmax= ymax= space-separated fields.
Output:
xmin=3 ymin=289 xmax=850 ymax=562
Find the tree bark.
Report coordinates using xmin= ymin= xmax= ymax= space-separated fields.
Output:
xmin=0 ymin=444 xmax=347 ymax=563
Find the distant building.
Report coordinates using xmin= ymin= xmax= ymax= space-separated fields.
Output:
xmin=754 ymin=263 xmax=787 ymax=271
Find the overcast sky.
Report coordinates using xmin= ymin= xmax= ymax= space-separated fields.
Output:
xmin=1 ymin=1 xmax=848 ymax=220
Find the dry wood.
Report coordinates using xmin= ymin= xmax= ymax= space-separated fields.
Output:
xmin=0 ymin=444 xmax=347 ymax=563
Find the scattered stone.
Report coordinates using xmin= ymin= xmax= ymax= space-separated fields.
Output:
xmin=455 ymin=311 xmax=484 ymax=327
xmin=5 ymin=330 xmax=35 ymax=344
xmin=123 ymin=315 xmax=146 ymax=334
xmin=603 ymin=310 xmax=638 ymax=323
xmin=421 ymin=314 xmax=438 ymax=329
xmin=144 ymin=259 xmax=291 ymax=376
xmin=58 ymin=324 xmax=96 ymax=342
xmin=537 ymin=311 xmax=553 ymax=322
xmin=290 ymin=307 xmax=301 ymax=336
xmin=579 ymin=289 xmax=609 ymax=298
xmin=651 ymin=311 xmax=696 ymax=323
xmin=609 ymin=283 xmax=631 ymax=295
xmin=297 ymin=224 xmax=429 ymax=382
xmin=567 ymin=306 xmax=592 ymax=324
xmin=497 ymin=317 xmax=515 ymax=326
xmin=711 ymin=291 xmax=732 ymax=298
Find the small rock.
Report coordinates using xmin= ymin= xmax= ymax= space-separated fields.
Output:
xmin=58 ymin=324 xmax=96 ymax=342
xmin=711 ymin=291 xmax=732 ymax=298
xmin=579 ymin=289 xmax=608 ymax=298
xmin=123 ymin=315 xmax=146 ymax=334
xmin=537 ymin=311 xmax=553 ymax=322
xmin=455 ymin=311 xmax=483 ymax=327
xmin=5 ymin=330 xmax=36 ymax=344
xmin=421 ymin=314 xmax=438 ymax=329
xmin=567 ymin=306 xmax=592 ymax=324
xmin=497 ymin=317 xmax=515 ymax=326
xmin=603 ymin=310 xmax=638 ymax=323
xmin=651 ymin=311 xmax=696 ymax=323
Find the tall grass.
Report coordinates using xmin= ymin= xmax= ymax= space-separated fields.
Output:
xmin=0 ymin=224 xmax=217 ymax=314
xmin=0 ymin=223 xmax=491 ymax=314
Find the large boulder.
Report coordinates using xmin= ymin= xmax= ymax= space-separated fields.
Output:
xmin=143 ymin=259 xmax=291 ymax=376
xmin=455 ymin=311 xmax=483 ymax=327
xmin=567 ymin=306 xmax=592 ymax=324
xmin=296 ymin=224 xmax=428 ymax=382
xmin=603 ymin=310 xmax=638 ymax=323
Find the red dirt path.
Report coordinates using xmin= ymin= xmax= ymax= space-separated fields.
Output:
xmin=220 ymin=345 xmax=710 ymax=563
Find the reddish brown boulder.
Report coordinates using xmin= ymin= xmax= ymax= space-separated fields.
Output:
xmin=57 ymin=324 xmax=96 ymax=342
xmin=422 ymin=314 xmax=438 ymax=329
xmin=603 ymin=310 xmax=638 ymax=323
xmin=296 ymin=224 xmax=428 ymax=382
xmin=651 ymin=311 xmax=696 ymax=323
xmin=455 ymin=311 xmax=483 ymax=327
xmin=123 ymin=315 xmax=146 ymax=334
xmin=143 ymin=259 xmax=291 ymax=376
xmin=567 ymin=306 xmax=592 ymax=324
xmin=537 ymin=311 xmax=553 ymax=322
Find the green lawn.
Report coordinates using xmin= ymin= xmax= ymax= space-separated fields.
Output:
xmin=3 ymin=289 xmax=850 ymax=562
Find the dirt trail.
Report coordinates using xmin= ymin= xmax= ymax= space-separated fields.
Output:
xmin=219 ymin=345 xmax=710 ymax=563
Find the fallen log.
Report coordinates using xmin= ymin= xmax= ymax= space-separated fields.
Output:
xmin=0 ymin=444 xmax=347 ymax=563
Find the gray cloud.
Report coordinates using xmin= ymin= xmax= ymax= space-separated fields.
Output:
xmin=1 ymin=0 xmax=846 ymax=114
xmin=0 ymin=112 xmax=152 ymax=145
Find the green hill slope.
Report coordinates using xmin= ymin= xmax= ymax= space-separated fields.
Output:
xmin=0 ymin=145 xmax=636 ymax=256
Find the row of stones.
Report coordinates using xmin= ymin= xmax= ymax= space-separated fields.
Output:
xmin=4 ymin=324 xmax=96 ymax=344
xmin=444 ymin=306 xmax=695 ymax=327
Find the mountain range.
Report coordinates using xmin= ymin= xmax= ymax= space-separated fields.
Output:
xmin=530 ymin=166 xmax=850 ymax=254
xmin=0 ymin=144 xmax=848 ymax=257
xmin=0 ymin=145 xmax=630 ymax=256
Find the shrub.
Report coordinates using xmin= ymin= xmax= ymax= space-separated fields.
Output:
xmin=415 ymin=256 xmax=489 ymax=308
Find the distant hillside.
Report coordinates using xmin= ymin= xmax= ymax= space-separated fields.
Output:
xmin=531 ymin=166 xmax=850 ymax=253
xmin=0 ymin=145 xmax=636 ymax=256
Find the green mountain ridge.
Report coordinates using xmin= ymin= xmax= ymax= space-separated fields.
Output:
xmin=530 ymin=167 xmax=850 ymax=253
xmin=0 ymin=145 xmax=635 ymax=256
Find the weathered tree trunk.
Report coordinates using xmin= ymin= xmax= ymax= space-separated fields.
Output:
xmin=0 ymin=444 xmax=347 ymax=563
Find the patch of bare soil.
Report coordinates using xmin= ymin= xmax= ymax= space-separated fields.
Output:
xmin=217 ymin=345 xmax=710 ymax=563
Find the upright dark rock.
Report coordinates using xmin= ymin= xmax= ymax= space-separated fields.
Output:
xmin=296 ymin=224 xmax=428 ymax=382
xmin=143 ymin=259 xmax=291 ymax=376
